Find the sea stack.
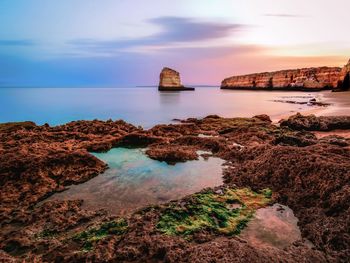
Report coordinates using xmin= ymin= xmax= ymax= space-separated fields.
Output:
xmin=158 ymin=67 xmax=194 ymax=91
xmin=221 ymin=58 xmax=350 ymax=91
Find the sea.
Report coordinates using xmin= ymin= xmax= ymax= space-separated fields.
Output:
xmin=0 ymin=86 xmax=337 ymax=128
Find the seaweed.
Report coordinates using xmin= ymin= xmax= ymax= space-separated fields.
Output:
xmin=157 ymin=188 xmax=272 ymax=237
xmin=260 ymin=188 xmax=273 ymax=198
xmin=36 ymin=229 xmax=58 ymax=239
xmin=73 ymin=218 xmax=128 ymax=251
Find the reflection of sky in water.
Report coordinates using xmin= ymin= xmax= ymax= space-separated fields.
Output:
xmin=241 ymin=204 xmax=302 ymax=249
xmin=47 ymin=148 xmax=224 ymax=215
xmin=0 ymin=87 xmax=323 ymax=128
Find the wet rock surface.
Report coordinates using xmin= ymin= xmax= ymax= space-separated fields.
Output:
xmin=0 ymin=120 xmax=138 ymax=223
xmin=280 ymin=113 xmax=350 ymax=131
xmin=0 ymin=115 xmax=349 ymax=262
xmin=272 ymin=98 xmax=330 ymax=107
xmin=146 ymin=145 xmax=199 ymax=164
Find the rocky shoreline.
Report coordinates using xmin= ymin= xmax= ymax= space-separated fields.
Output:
xmin=0 ymin=114 xmax=349 ymax=262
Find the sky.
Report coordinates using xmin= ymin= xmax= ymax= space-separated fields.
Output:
xmin=0 ymin=0 xmax=349 ymax=87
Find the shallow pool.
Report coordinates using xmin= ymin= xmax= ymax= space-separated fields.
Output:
xmin=47 ymin=147 xmax=225 ymax=215
xmin=240 ymin=204 xmax=302 ymax=249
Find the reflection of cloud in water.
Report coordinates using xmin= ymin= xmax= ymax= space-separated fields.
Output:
xmin=46 ymin=147 xmax=224 ymax=216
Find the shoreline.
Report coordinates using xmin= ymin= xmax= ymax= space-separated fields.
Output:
xmin=272 ymin=90 xmax=350 ymax=123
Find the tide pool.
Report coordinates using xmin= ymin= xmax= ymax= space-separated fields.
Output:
xmin=46 ymin=147 xmax=224 ymax=215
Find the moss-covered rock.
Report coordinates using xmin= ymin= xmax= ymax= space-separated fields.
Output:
xmin=36 ymin=229 xmax=58 ymax=239
xmin=157 ymin=187 xmax=272 ymax=237
xmin=73 ymin=218 xmax=128 ymax=251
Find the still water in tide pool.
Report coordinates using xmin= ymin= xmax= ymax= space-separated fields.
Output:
xmin=47 ymin=147 xmax=225 ymax=215
xmin=46 ymin=147 xmax=304 ymax=248
xmin=241 ymin=204 xmax=302 ymax=249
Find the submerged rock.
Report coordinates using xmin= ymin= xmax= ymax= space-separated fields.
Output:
xmin=158 ymin=67 xmax=194 ymax=91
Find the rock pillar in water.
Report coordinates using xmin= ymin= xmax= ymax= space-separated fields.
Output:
xmin=158 ymin=67 xmax=194 ymax=91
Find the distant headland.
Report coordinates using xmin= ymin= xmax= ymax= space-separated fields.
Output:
xmin=158 ymin=67 xmax=194 ymax=91
xmin=221 ymin=58 xmax=350 ymax=92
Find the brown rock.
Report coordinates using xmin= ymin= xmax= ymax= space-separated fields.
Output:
xmin=253 ymin=114 xmax=272 ymax=122
xmin=0 ymin=119 xmax=138 ymax=222
xmin=223 ymin=143 xmax=350 ymax=260
xmin=1 ymin=115 xmax=349 ymax=262
xmin=146 ymin=145 xmax=198 ymax=164
xmin=280 ymin=113 xmax=350 ymax=131
xmin=0 ymin=121 xmax=36 ymax=132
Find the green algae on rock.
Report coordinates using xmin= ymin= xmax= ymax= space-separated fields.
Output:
xmin=261 ymin=188 xmax=272 ymax=199
xmin=73 ymin=218 xmax=128 ymax=251
xmin=36 ymin=229 xmax=59 ymax=240
xmin=157 ymin=187 xmax=272 ymax=237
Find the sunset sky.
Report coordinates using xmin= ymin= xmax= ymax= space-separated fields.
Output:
xmin=0 ymin=0 xmax=349 ymax=87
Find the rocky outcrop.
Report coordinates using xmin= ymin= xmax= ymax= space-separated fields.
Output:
xmin=0 ymin=120 xmax=139 ymax=222
xmin=335 ymin=59 xmax=350 ymax=91
xmin=280 ymin=113 xmax=350 ymax=131
xmin=221 ymin=59 xmax=350 ymax=91
xmin=1 ymin=116 xmax=350 ymax=261
xmin=158 ymin=67 xmax=194 ymax=91
xmin=146 ymin=145 xmax=199 ymax=164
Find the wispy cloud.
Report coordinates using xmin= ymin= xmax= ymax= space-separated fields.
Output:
xmin=0 ymin=39 xmax=34 ymax=46
xmin=263 ymin=13 xmax=305 ymax=18
xmin=68 ymin=17 xmax=245 ymax=56
xmin=148 ymin=17 xmax=242 ymax=43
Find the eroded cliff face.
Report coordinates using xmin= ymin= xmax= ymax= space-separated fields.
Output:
xmin=336 ymin=59 xmax=350 ymax=91
xmin=221 ymin=59 xmax=350 ymax=91
xmin=159 ymin=67 xmax=183 ymax=89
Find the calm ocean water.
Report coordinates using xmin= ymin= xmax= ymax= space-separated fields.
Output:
xmin=0 ymin=87 xmax=325 ymax=128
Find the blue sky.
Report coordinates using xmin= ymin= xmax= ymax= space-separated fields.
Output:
xmin=0 ymin=0 xmax=349 ymax=87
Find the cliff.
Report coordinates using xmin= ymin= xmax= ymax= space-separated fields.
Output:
xmin=221 ymin=59 xmax=350 ymax=91
xmin=335 ymin=59 xmax=350 ymax=91
xmin=158 ymin=67 xmax=194 ymax=91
